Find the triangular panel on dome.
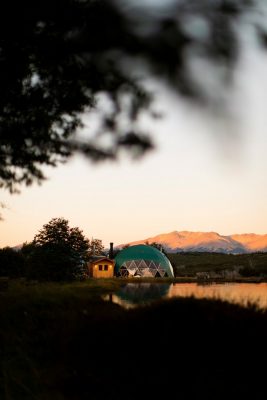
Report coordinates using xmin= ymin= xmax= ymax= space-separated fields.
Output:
xmin=124 ymin=261 xmax=131 ymax=268
xmin=142 ymin=269 xmax=154 ymax=277
xmin=138 ymin=259 xmax=147 ymax=269
xmin=149 ymin=267 xmax=157 ymax=276
xmin=127 ymin=260 xmax=138 ymax=274
xmin=149 ymin=261 xmax=157 ymax=269
xmin=119 ymin=265 xmax=129 ymax=277
xmin=158 ymin=268 xmax=166 ymax=277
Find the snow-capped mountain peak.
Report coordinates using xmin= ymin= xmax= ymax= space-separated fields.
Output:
xmin=119 ymin=231 xmax=267 ymax=253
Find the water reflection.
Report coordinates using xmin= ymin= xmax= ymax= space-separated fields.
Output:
xmin=168 ymin=283 xmax=267 ymax=309
xmin=106 ymin=282 xmax=267 ymax=309
xmin=110 ymin=283 xmax=170 ymax=308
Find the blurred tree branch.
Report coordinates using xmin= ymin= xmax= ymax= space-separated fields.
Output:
xmin=0 ymin=0 xmax=264 ymax=191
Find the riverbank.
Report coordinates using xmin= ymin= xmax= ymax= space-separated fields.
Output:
xmin=173 ymin=276 xmax=267 ymax=283
xmin=1 ymin=276 xmax=266 ymax=296
xmin=115 ymin=276 xmax=267 ymax=284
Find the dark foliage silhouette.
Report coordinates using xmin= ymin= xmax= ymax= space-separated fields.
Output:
xmin=0 ymin=0 xmax=265 ymax=191
xmin=0 ymin=247 xmax=25 ymax=277
xmin=27 ymin=218 xmax=89 ymax=280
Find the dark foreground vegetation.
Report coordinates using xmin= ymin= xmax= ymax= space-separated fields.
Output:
xmin=0 ymin=280 xmax=266 ymax=400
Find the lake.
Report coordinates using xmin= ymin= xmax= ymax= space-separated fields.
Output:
xmin=107 ymin=282 xmax=267 ymax=309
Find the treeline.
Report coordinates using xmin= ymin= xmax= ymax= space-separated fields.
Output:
xmin=2 ymin=228 xmax=267 ymax=280
xmin=0 ymin=218 xmax=104 ymax=281
xmin=168 ymin=251 xmax=267 ymax=277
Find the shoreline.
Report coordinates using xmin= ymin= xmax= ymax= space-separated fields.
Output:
xmin=116 ymin=276 xmax=267 ymax=284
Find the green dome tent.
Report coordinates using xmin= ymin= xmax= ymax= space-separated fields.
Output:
xmin=115 ymin=245 xmax=174 ymax=278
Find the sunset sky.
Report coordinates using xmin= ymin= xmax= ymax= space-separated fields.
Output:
xmin=1 ymin=1 xmax=267 ymax=249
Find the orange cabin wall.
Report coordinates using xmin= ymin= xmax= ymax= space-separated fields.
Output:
xmin=89 ymin=260 xmax=115 ymax=278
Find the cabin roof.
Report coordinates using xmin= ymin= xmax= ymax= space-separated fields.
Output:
xmin=89 ymin=256 xmax=114 ymax=264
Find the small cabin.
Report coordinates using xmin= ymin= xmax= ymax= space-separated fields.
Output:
xmin=88 ymin=257 xmax=115 ymax=278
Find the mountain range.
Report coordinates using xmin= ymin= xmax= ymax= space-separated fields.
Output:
xmin=119 ymin=231 xmax=267 ymax=254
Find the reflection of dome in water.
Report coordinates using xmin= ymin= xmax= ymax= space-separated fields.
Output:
xmin=116 ymin=283 xmax=170 ymax=305
xmin=115 ymin=245 xmax=174 ymax=278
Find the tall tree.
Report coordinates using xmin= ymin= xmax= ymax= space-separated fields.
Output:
xmin=88 ymin=238 xmax=104 ymax=256
xmin=28 ymin=218 xmax=89 ymax=281
xmin=144 ymin=241 xmax=168 ymax=255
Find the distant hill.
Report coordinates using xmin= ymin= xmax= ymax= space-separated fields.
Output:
xmin=119 ymin=231 xmax=267 ymax=254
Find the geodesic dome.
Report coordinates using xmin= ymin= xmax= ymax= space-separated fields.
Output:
xmin=115 ymin=245 xmax=174 ymax=278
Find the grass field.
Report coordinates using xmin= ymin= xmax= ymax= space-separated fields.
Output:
xmin=168 ymin=251 xmax=267 ymax=277
xmin=0 ymin=279 xmax=267 ymax=399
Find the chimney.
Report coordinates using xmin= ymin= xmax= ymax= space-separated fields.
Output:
xmin=109 ymin=242 xmax=114 ymax=259
xmin=91 ymin=237 xmax=95 ymax=256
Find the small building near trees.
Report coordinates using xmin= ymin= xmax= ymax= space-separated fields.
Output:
xmin=88 ymin=256 xmax=115 ymax=278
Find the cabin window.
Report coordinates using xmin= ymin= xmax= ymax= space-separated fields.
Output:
xmin=104 ymin=265 xmax=108 ymax=271
xmin=98 ymin=265 xmax=103 ymax=271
